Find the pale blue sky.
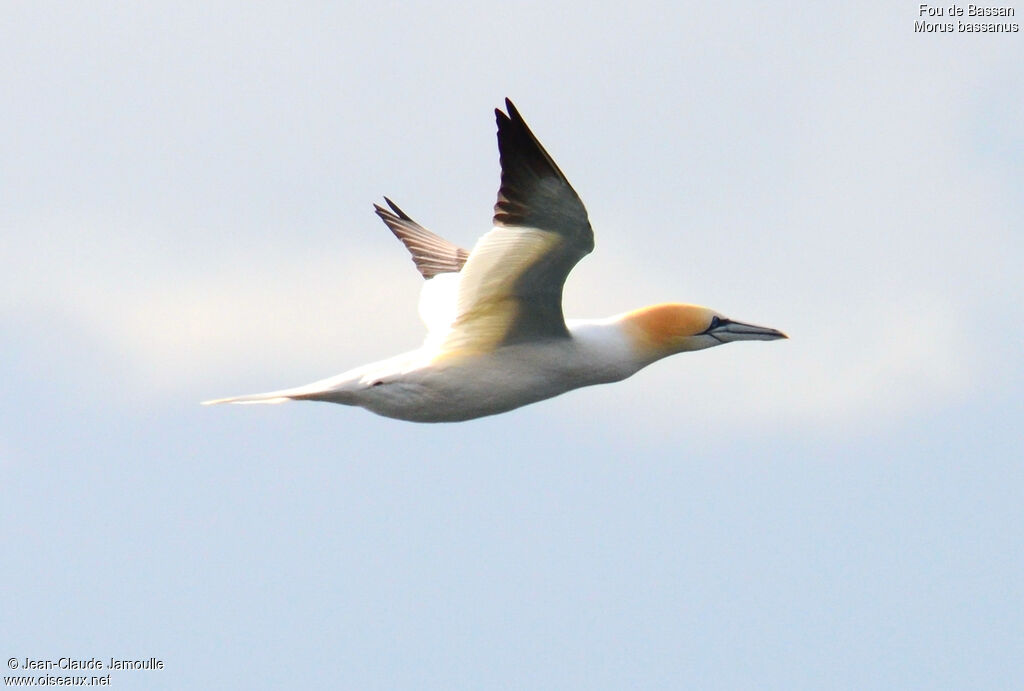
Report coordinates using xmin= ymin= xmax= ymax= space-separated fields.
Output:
xmin=2 ymin=2 xmax=1022 ymax=689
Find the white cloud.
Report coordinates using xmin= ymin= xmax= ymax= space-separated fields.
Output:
xmin=2 ymin=220 xmax=423 ymax=397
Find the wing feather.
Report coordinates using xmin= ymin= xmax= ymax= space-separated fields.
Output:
xmin=493 ymin=99 xmax=593 ymax=250
xmin=434 ymin=100 xmax=594 ymax=354
xmin=374 ymin=197 xmax=470 ymax=279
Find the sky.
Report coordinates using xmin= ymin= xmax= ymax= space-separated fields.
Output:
xmin=2 ymin=1 xmax=1022 ymax=689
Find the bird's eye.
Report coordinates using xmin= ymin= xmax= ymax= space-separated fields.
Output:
xmin=709 ymin=316 xmax=721 ymax=329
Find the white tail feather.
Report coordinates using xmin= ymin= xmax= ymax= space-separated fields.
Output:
xmin=201 ymin=392 xmax=294 ymax=405
xmin=202 ymin=372 xmax=363 ymax=407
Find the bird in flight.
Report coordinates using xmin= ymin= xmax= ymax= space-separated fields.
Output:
xmin=204 ymin=99 xmax=786 ymax=422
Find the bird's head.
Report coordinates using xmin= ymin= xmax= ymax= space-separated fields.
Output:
xmin=621 ymin=303 xmax=787 ymax=360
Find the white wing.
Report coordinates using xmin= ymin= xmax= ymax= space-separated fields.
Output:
xmin=376 ymin=99 xmax=594 ymax=358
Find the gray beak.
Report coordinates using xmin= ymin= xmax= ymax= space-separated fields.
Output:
xmin=706 ymin=318 xmax=788 ymax=343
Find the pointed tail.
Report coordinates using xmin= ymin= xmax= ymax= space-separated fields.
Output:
xmin=202 ymin=375 xmax=357 ymax=407
xmin=201 ymin=391 xmax=295 ymax=405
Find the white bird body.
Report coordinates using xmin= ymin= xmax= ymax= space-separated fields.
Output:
xmin=205 ymin=101 xmax=786 ymax=422
xmin=214 ymin=313 xmax=642 ymax=422
xmin=363 ymin=326 xmax=632 ymax=422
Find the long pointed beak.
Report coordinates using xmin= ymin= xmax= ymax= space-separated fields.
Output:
xmin=708 ymin=318 xmax=788 ymax=343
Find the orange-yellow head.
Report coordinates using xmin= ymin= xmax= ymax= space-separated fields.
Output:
xmin=620 ymin=303 xmax=787 ymax=361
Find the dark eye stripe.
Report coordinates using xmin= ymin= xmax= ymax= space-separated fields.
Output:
xmin=702 ymin=316 xmax=733 ymax=335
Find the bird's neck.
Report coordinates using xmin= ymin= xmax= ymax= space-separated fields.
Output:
xmin=569 ymin=303 xmax=710 ymax=368
xmin=565 ymin=312 xmax=672 ymax=383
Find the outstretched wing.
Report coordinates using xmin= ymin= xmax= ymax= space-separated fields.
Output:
xmin=439 ymin=99 xmax=594 ymax=354
xmin=374 ymin=197 xmax=470 ymax=279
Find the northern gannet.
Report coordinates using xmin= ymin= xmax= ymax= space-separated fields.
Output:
xmin=204 ymin=99 xmax=786 ymax=422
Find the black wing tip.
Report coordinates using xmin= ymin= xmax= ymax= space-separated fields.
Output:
xmin=496 ymin=98 xmax=524 ymax=125
xmin=383 ymin=196 xmax=410 ymax=219
xmin=373 ymin=206 xmax=392 ymax=225
xmin=490 ymin=99 xmax=593 ymax=242
xmin=503 ymin=97 xmax=521 ymax=120
xmin=373 ymin=200 xmax=406 ymax=241
xmin=494 ymin=98 xmax=555 ymax=170
xmin=373 ymin=197 xmax=411 ymax=222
